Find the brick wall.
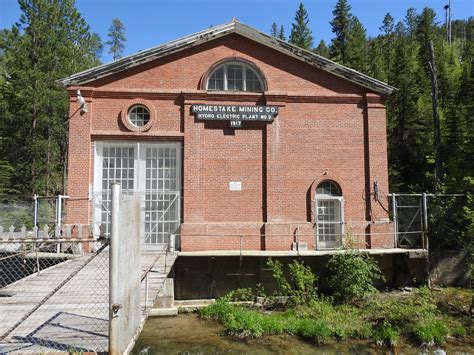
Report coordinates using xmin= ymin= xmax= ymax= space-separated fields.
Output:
xmin=65 ymin=33 xmax=392 ymax=251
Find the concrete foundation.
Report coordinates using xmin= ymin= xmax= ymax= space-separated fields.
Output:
xmin=429 ymin=250 xmax=470 ymax=286
xmin=173 ymin=253 xmax=429 ymax=300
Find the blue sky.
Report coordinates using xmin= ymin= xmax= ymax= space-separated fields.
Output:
xmin=1 ymin=0 xmax=473 ymax=63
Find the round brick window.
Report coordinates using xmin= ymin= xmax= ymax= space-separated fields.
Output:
xmin=120 ymin=99 xmax=156 ymax=132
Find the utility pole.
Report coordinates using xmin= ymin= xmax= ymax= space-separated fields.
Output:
xmin=428 ymin=41 xmax=442 ymax=184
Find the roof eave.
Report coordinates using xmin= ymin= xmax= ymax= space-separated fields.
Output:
xmin=59 ymin=20 xmax=395 ymax=96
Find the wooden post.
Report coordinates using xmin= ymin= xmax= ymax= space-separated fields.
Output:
xmin=428 ymin=40 xmax=442 ymax=184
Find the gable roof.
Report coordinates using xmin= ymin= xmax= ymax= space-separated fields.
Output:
xmin=60 ymin=20 xmax=395 ymax=95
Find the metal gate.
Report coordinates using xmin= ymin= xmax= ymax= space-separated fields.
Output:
xmin=391 ymin=194 xmax=426 ymax=248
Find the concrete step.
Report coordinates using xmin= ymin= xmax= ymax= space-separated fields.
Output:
xmin=174 ymin=299 xmax=215 ymax=311
xmin=148 ymin=307 xmax=178 ymax=317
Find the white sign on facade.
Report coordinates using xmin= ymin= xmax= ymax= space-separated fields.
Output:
xmin=229 ymin=181 xmax=242 ymax=191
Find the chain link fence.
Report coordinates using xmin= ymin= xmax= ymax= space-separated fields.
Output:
xmin=0 ymin=188 xmax=174 ymax=354
xmin=0 ymin=236 xmax=109 ymax=353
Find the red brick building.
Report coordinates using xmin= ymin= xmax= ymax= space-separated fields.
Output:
xmin=61 ymin=20 xmax=395 ymax=252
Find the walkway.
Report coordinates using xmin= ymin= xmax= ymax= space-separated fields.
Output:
xmin=0 ymin=247 xmax=177 ymax=354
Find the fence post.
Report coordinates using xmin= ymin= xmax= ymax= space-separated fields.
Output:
xmin=33 ymin=194 xmax=38 ymax=228
xmin=109 ymin=183 xmax=120 ymax=355
xmin=169 ymin=234 xmax=175 ymax=253
xmin=422 ymin=192 xmax=431 ymax=288
xmin=391 ymin=193 xmax=398 ymax=248
xmin=144 ymin=275 xmax=149 ymax=310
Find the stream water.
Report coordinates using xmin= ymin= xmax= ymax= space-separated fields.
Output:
xmin=132 ymin=313 xmax=472 ymax=354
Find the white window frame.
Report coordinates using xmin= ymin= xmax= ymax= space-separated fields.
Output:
xmin=315 ymin=194 xmax=344 ymax=250
xmin=93 ymin=141 xmax=181 ymax=248
xmin=206 ymin=61 xmax=264 ymax=92
xmin=128 ymin=104 xmax=150 ymax=127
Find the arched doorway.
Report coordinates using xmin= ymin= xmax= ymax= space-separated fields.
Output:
xmin=315 ymin=180 xmax=344 ymax=249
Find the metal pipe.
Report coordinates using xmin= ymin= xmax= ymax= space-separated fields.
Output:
xmin=144 ymin=275 xmax=149 ymax=310
xmin=391 ymin=193 xmax=398 ymax=248
xmin=239 ymin=235 xmax=243 ymax=257
xmin=109 ymin=183 xmax=120 ymax=355
xmin=33 ymin=194 xmax=38 ymax=228
xmin=422 ymin=192 xmax=431 ymax=288
xmin=385 ymin=193 xmax=463 ymax=197
xmin=296 ymin=227 xmax=300 ymax=257
xmin=56 ymin=195 xmax=62 ymax=253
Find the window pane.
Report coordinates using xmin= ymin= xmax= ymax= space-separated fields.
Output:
xmin=128 ymin=105 xmax=150 ymax=127
xmin=245 ymin=68 xmax=262 ymax=92
xmin=316 ymin=181 xmax=341 ymax=196
xmin=208 ymin=67 xmax=224 ymax=90
xmin=227 ymin=64 xmax=243 ymax=91
xmin=207 ymin=62 xmax=263 ymax=92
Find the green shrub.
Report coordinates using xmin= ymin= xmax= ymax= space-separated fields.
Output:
xmin=266 ymin=258 xmax=318 ymax=305
xmin=413 ymin=320 xmax=449 ymax=345
xmin=295 ymin=318 xmax=332 ymax=342
xmin=374 ymin=322 xmax=400 ymax=347
xmin=364 ymin=292 xmax=437 ymax=330
xmin=326 ymin=250 xmax=384 ymax=302
xmin=226 ymin=288 xmax=254 ymax=302
xmin=223 ymin=307 xmax=265 ymax=338
xmin=199 ymin=298 xmax=235 ymax=320
xmin=266 ymin=258 xmax=292 ymax=296
xmin=452 ymin=325 xmax=467 ymax=337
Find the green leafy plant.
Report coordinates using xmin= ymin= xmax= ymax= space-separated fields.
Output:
xmin=327 ymin=248 xmax=384 ymax=302
xmin=413 ymin=319 xmax=449 ymax=345
xmin=225 ymin=288 xmax=254 ymax=302
xmin=374 ymin=321 xmax=400 ymax=347
xmin=266 ymin=258 xmax=318 ymax=305
xmin=288 ymin=259 xmax=318 ymax=305
xmin=266 ymin=258 xmax=292 ymax=296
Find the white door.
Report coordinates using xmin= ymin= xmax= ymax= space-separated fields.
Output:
xmin=141 ymin=144 xmax=181 ymax=247
xmin=316 ymin=198 xmax=343 ymax=249
xmin=94 ymin=142 xmax=181 ymax=248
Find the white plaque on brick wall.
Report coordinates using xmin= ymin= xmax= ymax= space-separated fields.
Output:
xmin=229 ymin=181 xmax=242 ymax=191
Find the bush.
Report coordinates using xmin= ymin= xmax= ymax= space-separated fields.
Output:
xmin=326 ymin=250 xmax=384 ymax=302
xmin=266 ymin=258 xmax=318 ymax=306
xmin=374 ymin=322 xmax=400 ymax=347
xmin=413 ymin=320 xmax=449 ymax=345
xmin=225 ymin=288 xmax=254 ymax=302
xmin=295 ymin=318 xmax=332 ymax=343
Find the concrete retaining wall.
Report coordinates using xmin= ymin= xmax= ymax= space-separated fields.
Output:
xmin=429 ymin=250 xmax=470 ymax=287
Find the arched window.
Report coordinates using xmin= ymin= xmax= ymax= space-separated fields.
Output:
xmin=206 ymin=61 xmax=264 ymax=92
xmin=315 ymin=181 xmax=344 ymax=249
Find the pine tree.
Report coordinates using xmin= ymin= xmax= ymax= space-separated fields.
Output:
xmin=289 ymin=3 xmax=314 ymax=50
xmin=346 ymin=16 xmax=368 ymax=72
xmin=387 ymin=21 xmax=432 ymax=192
xmin=404 ymin=8 xmax=418 ymax=37
xmin=330 ymin=0 xmax=352 ymax=64
xmin=106 ymin=18 xmax=126 ymax=60
xmin=279 ymin=25 xmax=286 ymax=41
xmin=366 ymin=38 xmax=385 ymax=81
xmin=416 ymin=7 xmax=438 ymax=82
xmin=0 ymin=0 xmax=101 ymax=195
xmin=270 ymin=22 xmax=278 ymax=37
xmin=380 ymin=13 xmax=395 ymax=82
xmin=314 ymin=40 xmax=329 ymax=57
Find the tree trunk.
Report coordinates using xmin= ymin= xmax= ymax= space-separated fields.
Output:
xmin=428 ymin=40 xmax=442 ymax=185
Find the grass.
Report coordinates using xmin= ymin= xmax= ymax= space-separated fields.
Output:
xmin=198 ymin=287 xmax=473 ymax=347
